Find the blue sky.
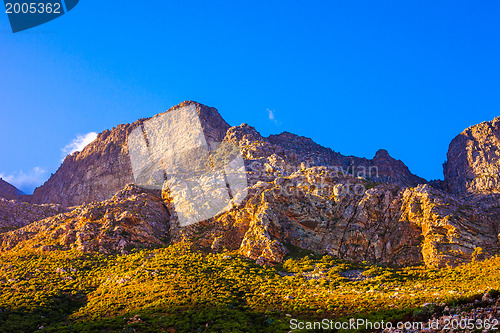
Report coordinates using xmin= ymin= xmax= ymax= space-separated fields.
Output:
xmin=1 ymin=1 xmax=499 ymax=193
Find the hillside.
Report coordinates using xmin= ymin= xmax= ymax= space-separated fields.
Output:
xmin=0 ymin=245 xmax=499 ymax=332
xmin=2 ymin=102 xmax=500 ymax=332
xmin=2 ymin=101 xmax=494 ymax=269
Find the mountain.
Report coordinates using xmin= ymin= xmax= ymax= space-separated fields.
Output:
xmin=228 ymin=124 xmax=426 ymax=187
xmin=444 ymin=116 xmax=500 ymax=196
xmin=0 ymin=178 xmax=23 ymax=200
xmin=30 ymin=101 xmax=426 ymax=208
xmin=0 ymin=178 xmax=64 ymax=233
xmin=2 ymin=168 xmax=495 ymax=268
xmin=30 ymin=101 xmax=230 ymax=207
xmin=4 ymin=101 xmax=500 ymax=268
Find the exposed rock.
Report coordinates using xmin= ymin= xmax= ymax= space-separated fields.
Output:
xmin=372 ymin=149 xmax=426 ymax=186
xmin=400 ymin=184 xmax=498 ymax=267
xmin=224 ymin=124 xmax=425 ymax=188
xmin=171 ymin=167 xmax=496 ymax=267
xmin=1 ymin=167 xmax=497 ymax=267
xmin=4 ymin=101 xmax=499 ymax=269
xmin=0 ymin=178 xmax=23 ymax=200
xmin=30 ymin=120 xmax=138 ymax=207
xmin=482 ymin=292 xmax=494 ymax=303
xmin=30 ymin=102 xmax=424 ymax=207
xmin=0 ymin=198 xmax=64 ymax=232
xmin=30 ymin=101 xmax=230 ymax=207
xmin=0 ymin=184 xmax=170 ymax=254
xmin=444 ymin=116 xmax=500 ymax=196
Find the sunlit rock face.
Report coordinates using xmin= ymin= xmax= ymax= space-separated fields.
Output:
xmin=29 ymin=101 xmax=424 ymax=207
xmin=1 ymin=168 xmax=497 ymax=268
xmin=128 ymin=103 xmax=247 ymax=227
xmin=174 ymin=168 xmax=497 ymax=267
xmin=444 ymin=117 xmax=500 ymax=196
xmin=0 ymin=185 xmax=170 ymax=254
xmin=30 ymin=101 xmax=230 ymax=207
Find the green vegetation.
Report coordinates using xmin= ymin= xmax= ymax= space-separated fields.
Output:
xmin=0 ymin=244 xmax=499 ymax=332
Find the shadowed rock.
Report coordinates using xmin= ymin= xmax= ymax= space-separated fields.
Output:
xmin=0 ymin=178 xmax=23 ymax=200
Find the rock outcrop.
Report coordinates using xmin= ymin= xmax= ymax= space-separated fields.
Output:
xmin=0 ymin=178 xmax=23 ymax=200
xmin=0 ymin=198 xmax=64 ymax=233
xmin=4 ymin=168 xmax=493 ymax=268
xmin=174 ymin=167 xmax=497 ymax=267
xmin=444 ymin=117 xmax=500 ymax=196
xmin=29 ymin=102 xmax=424 ymax=207
xmin=400 ymin=185 xmax=498 ymax=267
xmin=0 ymin=185 xmax=169 ymax=254
xmin=30 ymin=101 xmax=230 ymax=207
xmin=224 ymin=123 xmax=425 ymax=188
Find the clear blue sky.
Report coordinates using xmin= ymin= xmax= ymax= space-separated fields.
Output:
xmin=1 ymin=1 xmax=499 ymax=193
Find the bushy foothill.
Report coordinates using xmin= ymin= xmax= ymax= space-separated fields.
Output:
xmin=0 ymin=244 xmax=499 ymax=332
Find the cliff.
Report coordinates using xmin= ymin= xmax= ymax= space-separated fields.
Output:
xmin=444 ymin=117 xmax=500 ymax=196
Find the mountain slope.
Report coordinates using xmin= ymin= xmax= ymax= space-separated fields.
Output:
xmin=30 ymin=101 xmax=230 ymax=207
xmin=0 ymin=178 xmax=23 ymax=200
xmin=9 ymin=101 xmax=498 ymax=269
xmin=2 ymin=167 xmax=494 ymax=268
xmin=30 ymin=101 xmax=425 ymax=207
xmin=0 ymin=198 xmax=64 ymax=233
xmin=0 ymin=185 xmax=169 ymax=253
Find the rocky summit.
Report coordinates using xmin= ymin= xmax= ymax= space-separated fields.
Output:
xmin=30 ymin=101 xmax=423 ymax=207
xmin=29 ymin=101 xmax=230 ymax=207
xmin=3 ymin=101 xmax=500 ymax=269
xmin=444 ymin=116 xmax=500 ymax=196
xmin=0 ymin=178 xmax=23 ymax=200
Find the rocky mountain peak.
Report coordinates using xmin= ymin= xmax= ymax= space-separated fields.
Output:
xmin=444 ymin=116 xmax=500 ymax=196
xmin=169 ymin=100 xmax=230 ymax=142
xmin=29 ymin=101 xmax=426 ymax=207
xmin=3 ymin=103 xmax=500 ymax=270
xmin=267 ymin=132 xmax=327 ymax=155
xmin=30 ymin=101 xmax=230 ymax=207
xmin=0 ymin=178 xmax=23 ymax=200
xmin=374 ymin=149 xmax=390 ymax=159
xmin=370 ymin=148 xmax=426 ymax=186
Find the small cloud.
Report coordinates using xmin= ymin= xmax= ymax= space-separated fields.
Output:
xmin=0 ymin=167 xmax=48 ymax=194
xmin=267 ymin=109 xmax=280 ymax=125
xmin=62 ymin=132 xmax=98 ymax=158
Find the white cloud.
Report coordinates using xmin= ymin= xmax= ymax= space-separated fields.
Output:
xmin=62 ymin=132 xmax=98 ymax=158
xmin=267 ymin=109 xmax=280 ymax=125
xmin=0 ymin=132 xmax=98 ymax=194
xmin=0 ymin=167 xmax=48 ymax=194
